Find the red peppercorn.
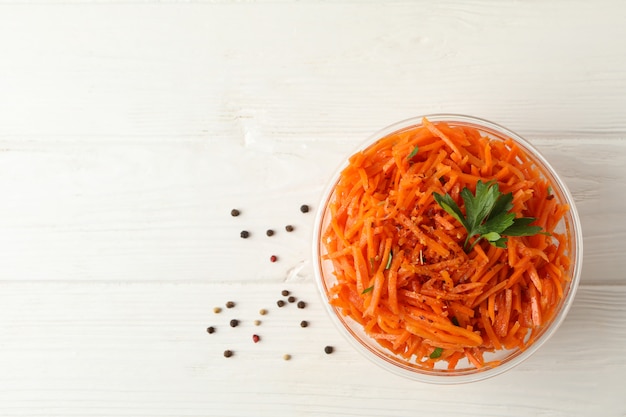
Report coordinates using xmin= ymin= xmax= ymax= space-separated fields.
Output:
xmin=270 ymin=255 xmax=278 ymax=262
xmin=252 ymin=334 xmax=260 ymax=343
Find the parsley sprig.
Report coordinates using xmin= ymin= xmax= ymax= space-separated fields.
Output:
xmin=433 ymin=180 xmax=542 ymax=253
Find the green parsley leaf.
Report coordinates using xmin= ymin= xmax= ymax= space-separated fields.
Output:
xmin=362 ymin=285 xmax=374 ymax=294
xmin=429 ymin=347 xmax=443 ymax=359
xmin=433 ymin=180 xmax=543 ymax=252
xmin=490 ymin=236 xmax=508 ymax=249
xmin=503 ymin=217 xmax=543 ymax=236
xmin=432 ymin=192 xmax=467 ymax=230
xmin=461 ymin=181 xmax=500 ymax=232
xmin=478 ymin=211 xmax=515 ymax=236
xmin=489 ymin=190 xmax=514 ymax=217
xmin=407 ymin=145 xmax=419 ymax=159
xmin=482 ymin=231 xmax=502 ymax=242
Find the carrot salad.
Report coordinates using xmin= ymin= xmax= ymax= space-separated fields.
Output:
xmin=321 ymin=118 xmax=572 ymax=370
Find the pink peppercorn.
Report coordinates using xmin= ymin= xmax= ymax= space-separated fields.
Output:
xmin=270 ymin=255 xmax=278 ymax=262
xmin=252 ymin=334 xmax=260 ymax=343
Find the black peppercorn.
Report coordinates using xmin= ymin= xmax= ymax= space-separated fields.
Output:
xmin=300 ymin=320 xmax=308 ymax=328
xmin=288 ymin=296 xmax=296 ymax=303
xmin=300 ymin=204 xmax=310 ymax=213
xmin=230 ymin=319 xmax=239 ymax=327
xmin=281 ymin=290 xmax=290 ymax=296
xmin=225 ymin=301 xmax=235 ymax=308
xmin=324 ymin=346 xmax=334 ymax=354
xmin=224 ymin=350 xmax=233 ymax=358
xmin=206 ymin=326 xmax=215 ymax=334
xmin=240 ymin=230 xmax=250 ymax=238
xmin=231 ymin=209 xmax=240 ymax=217
xmin=266 ymin=229 xmax=274 ymax=236
xmin=285 ymin=225 xmax=294 ymax=232
xmin=277 ymin=300 xmax=285 ymax=307
xmin=297 ymin=301 xmax=306 ymax=309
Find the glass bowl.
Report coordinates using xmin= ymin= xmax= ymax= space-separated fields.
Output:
xmin=312 ymin=114 xmax=583 ymax=384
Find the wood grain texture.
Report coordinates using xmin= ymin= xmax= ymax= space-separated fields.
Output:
xmin=1 ymin=1 xmax=626 ymax=139
xmin=0 ymin=282 xmax=623 ymax=416
xmin=0 ymin=137 xmax=623 ymax=283
xmin=0 ymin=1 xmax=625 ymax=416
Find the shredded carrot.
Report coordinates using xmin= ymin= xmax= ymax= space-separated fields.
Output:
xmin=321 ymin=118 xmax=573 ymax=370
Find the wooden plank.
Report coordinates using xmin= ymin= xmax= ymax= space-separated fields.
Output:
xmin=0 ymin=1 xmax=625 ymax=139
xmin=0 ymin=282 xmax=623 ymax=416
xmin=0 ymin=138 xmax=623 ymax=283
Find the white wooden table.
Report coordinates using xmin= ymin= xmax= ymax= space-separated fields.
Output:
xmin=1 ymin=1 xmax=625 ymax=416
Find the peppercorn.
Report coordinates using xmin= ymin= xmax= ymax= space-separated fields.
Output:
xmin=266 ymin=229 xmax=274 ymax=236
xmin=240 ymin=230 xmax=250 ymax=239
xmin=285 ymin=225 xmax=294 ymax=232
xmin=300 ymin=320 xmax=308 ymax=328
xmin=206 ymin=326 xmax=215 ymax=334
xmin=259 ymin=309 xmax=267 ymax=315
xmin=224 ymin=350 xmax=233 ymax=358
xmin=276 ymin=300 xmax=285 ymax=307
xmin=300 ymin=204 xmax=310 ymax=213
xmin=270 ymin=255 xmax=278 ymax=263
xmin=254 ymin=320 xmax=261 ymax=326
xmin=288 ymin=296 xmax=296 ymax=303
xmin=324 ymin=346 xmax=334 ymax=354
xmin=297 ymin=301 xmax=306 ymax=309
xmin=213 ymin=307 xmax=222 ymax=314
xmin=230 ymin=319 xmax=239 ymax=327
xmin=230 ymin=209 xmax=240 ymax=217
xmin=283 ymin=354 xmax=291 ymax=361
xmin=281 ymin=290 xmax=290 ymax=296
xmin=252 ymin=334 xmax=260 ymax=343
xmin=225 ymin=301 xmax=235 ymax=309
